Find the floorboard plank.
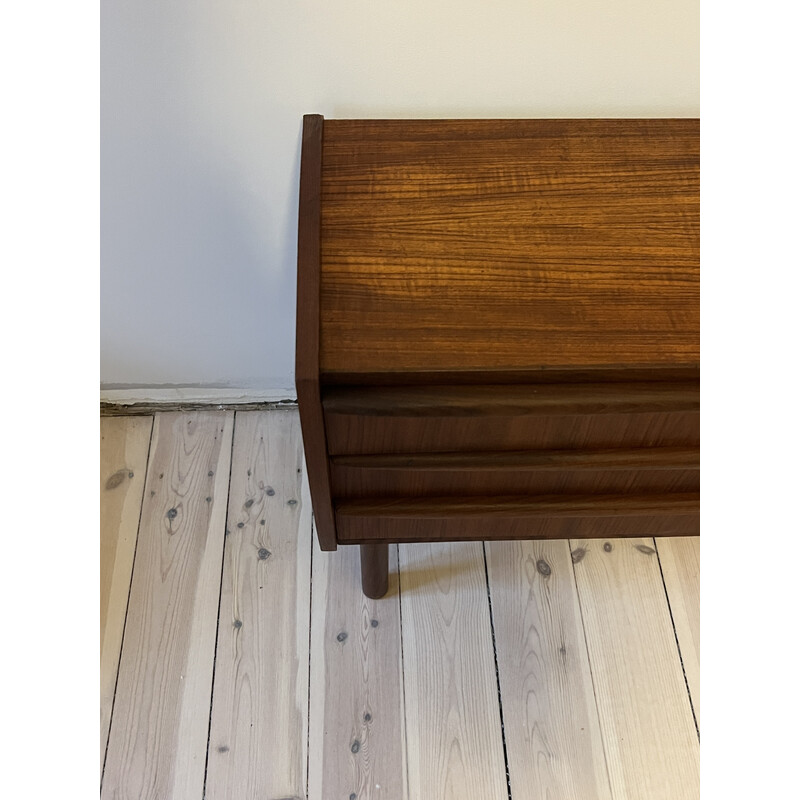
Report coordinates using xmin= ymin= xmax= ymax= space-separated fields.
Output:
xmin=100 ymin=416 xmax=153 ymax=773
xmin=308 ymin=538 xmax=406 ymax=800
xmin=101 ymin=412 xmax=233 ymax=800
xmin=205 ymin=410 xmax=312 ymax=799
xmin=570 ymin=537 xmax=699 ymax=800
xmin=486 ymin=539 xmax=612 ymax=800
xmin=399 ymin=541 xmax=507 ymax=800
xmin=656 ymin=536 xmax=700 ymax=728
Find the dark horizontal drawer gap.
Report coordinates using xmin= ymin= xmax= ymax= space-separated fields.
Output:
xmin=336 ymin=492 xmax=699 ymax=519
xmin=320 ymin=366 xmax=700 ymax=388
xmin=331 ymin=446 xmax=698 ymax=471
xmin=323 ymin=382 xmax=699 ymax=418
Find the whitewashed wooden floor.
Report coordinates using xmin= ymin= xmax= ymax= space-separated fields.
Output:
xmin=100 ymin=410 xmax=699 ymax=800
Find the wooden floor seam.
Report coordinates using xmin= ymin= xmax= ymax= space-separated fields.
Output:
xmin=200 ymin=411 xmax=237 ymax=800
xmin=482 ymin=541 xmax=514 ymax=800
xmin=654 ymin=539 xmax=701 ymax=742
xmin=100 ymin=415 xmax=154 ymax=789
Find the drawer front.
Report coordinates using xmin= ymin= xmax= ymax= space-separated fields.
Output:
xmin=335 ymin=493 xmax=700 ymax=543
xmin=336 ymin=513 xmax=700 ymax=543
xmin=323 ymin=382 xmax=699 ymax=456
xmin=324 ymin=383 xmax=700 ymax=545
xmin=326 ymin=409 xmax=699 ymax=455
xmin=330 ymin=448 xmax=699 ymax=499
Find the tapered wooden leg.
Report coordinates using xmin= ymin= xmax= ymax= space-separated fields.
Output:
xmin=360 ymin=543 xmax=389 ymax=599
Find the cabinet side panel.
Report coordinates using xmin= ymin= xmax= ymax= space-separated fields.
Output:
xmin=297 ymin=114 xmax=337 ymax=550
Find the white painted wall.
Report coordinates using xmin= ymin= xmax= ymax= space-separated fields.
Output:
xmin=101 ymin=0 xmax=698 ymax=401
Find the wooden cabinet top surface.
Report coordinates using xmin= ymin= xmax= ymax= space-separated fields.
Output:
xmin=301 ymin=117 xmax=699 ymax=381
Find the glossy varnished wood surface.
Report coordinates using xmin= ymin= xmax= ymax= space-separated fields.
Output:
xmin=331 ymin=444 xmax=699 ymax=499
xmin=319 ymin=118 xmax=699 ymax=377
xmin=296 ymin=114 xmax=337 ymax=551
xmin=326 ymin=408 xmax=699 ymax=455
xmin=336 ymin=510 xmax=700 ymax=544
xmin=332 ymin=463 xmax=698 ymax=499
xmin=298 ymin=117 xmax=701 ymax=558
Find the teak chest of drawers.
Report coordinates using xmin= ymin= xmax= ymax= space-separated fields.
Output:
xmin=296 ymin=115 xmax=699 ymax=598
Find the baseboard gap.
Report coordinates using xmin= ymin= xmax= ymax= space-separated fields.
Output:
xmin=101 ymin=399 xmax=297 ymax=416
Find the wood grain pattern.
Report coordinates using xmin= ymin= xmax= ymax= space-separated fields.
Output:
xmin=571 ymin=537 xmax=699 ymax=800
xmin=100 ymin=410 xmax=699 ymax=798
xmin=337 ymin=513 xmax=699 ymax=544
xmin=332 ymin=463 xmax=698 ymax=499
xmin=100 ymin=416 xmax=153 ymax=773
xmin=296 ymin=113 xmax=337 ymax=552
xmin=308 ymin=535 xmax=406 ymax=800
xmin=102 ymin=412 xmax=233 ymax=800
xmin=360 ymin=543 xmax=390 ymax=599
xmin=299 ymin=117 xmax=700 ymax=562
xmin=325 ymin=409 xmax=699 ymax=456
xmin=486 ymin=540 xmax=611 ymax=800
xmin=320 ymin=118 xmax=699 ymax=376
xmin=331 ymin=444 xmax=700 ymax=520
xmin=205 ymin=411 xmax=311 ymax=799
xmin=399 ymin=542 xmax=507 ymax=800
xmin=656 ymin=536 xmax=700 ymax=727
